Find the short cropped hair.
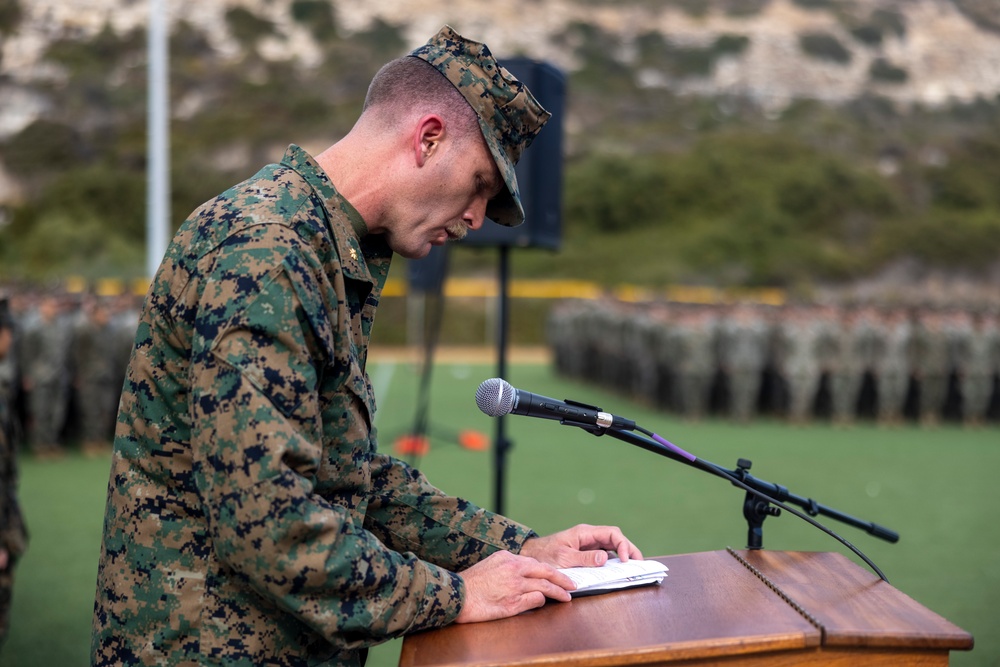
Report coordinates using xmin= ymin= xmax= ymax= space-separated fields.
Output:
xmin=362 ymin=56 xmax=479 ymax=141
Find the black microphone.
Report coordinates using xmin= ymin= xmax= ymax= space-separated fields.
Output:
xmin=475 ymin=378 xmax=636 ymax=431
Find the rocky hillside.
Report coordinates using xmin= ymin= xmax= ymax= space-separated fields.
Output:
xmin=2 ymin=0 xmax=999 ymax=294
xmin=4 ymin=0 xmax=1000 ymax=140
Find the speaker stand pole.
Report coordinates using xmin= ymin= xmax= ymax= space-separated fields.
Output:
xmin=492 ymin=244 xmax=512 ymax=516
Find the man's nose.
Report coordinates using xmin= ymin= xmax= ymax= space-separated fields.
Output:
xmin=464 ymin=197 xmax=489 ymax=231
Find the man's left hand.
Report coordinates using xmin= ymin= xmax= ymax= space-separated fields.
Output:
xmin=519 ymin=524 xmax=643 ymax=568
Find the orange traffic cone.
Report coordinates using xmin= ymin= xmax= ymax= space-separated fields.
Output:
xmin=458 ymin=430 xmax=489 ymax=451
xmin=394 ymin=434 xmax=431 ymax=457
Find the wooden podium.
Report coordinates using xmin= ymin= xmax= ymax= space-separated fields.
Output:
xmin=399 ymin=550 xmax=973 ymax=667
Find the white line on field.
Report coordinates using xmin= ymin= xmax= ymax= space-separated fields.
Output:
xmin=371 ymin=361 xmax=396 ymax=428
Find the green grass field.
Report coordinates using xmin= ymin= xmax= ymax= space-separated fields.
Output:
xmin=2 ymin=359 xmax=997 ymax=667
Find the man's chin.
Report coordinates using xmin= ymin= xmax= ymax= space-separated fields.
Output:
xmin=392 ymin=231 xmax=456 ymax=259
xmin=397 ymin=242 xmax=435 ymax=260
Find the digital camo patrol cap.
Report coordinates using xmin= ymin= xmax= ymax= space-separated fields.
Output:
xmin=409 ymin=25 xmax=551 ymax=227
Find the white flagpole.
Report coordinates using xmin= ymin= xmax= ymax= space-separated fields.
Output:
xmin=146 ymin=0 xmax=170 ymax=280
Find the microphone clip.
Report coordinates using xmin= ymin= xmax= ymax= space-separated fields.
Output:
xmin=557 ymin=399 xmax=621 ymax=434
xmin=561 ymin=420 xmax=608 ymax=435
xmin=563 ymin=398 xmax=602 ymax=412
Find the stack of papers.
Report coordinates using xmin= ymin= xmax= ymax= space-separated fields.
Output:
xmin=558 ymin=558 xmax=669 ymax=597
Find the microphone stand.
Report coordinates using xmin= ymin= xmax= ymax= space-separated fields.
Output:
xmin=566 ymin=419 xmax=898 ymax=582
xmin=491 ymin=245 xmax=514 ymax=516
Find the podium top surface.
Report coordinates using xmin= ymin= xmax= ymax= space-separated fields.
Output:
xmin=399 ymin=550 xmax=973 ymax=667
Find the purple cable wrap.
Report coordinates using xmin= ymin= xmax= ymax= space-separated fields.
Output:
xmin=651 ymin=432 xmax=697 ymax=462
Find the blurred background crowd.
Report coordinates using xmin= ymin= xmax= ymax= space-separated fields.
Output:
xmin=548 ymin=298 xmax=1000 ymax=428
xmin=0 ymin=288 xmax=140 ymax=460
xmin=4 ymin=283 xmax=999 ymax=465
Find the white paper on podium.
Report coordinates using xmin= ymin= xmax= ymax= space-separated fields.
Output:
xmin=558 ymin=558 xmax=668 ymax=597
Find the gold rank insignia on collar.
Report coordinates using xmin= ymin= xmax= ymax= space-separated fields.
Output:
xmin=349 ymin=248 xmax=358 ymax=261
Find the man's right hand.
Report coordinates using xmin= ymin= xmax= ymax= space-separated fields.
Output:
xmin=455 ymin=550 xmax=576 ymax=623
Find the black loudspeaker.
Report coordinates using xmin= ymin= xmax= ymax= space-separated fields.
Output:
xmin=460 ymin=58 xmax=565 ymax=250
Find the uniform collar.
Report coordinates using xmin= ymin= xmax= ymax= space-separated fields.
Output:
xmin=280 ymin=144 xmax=391 ymax=287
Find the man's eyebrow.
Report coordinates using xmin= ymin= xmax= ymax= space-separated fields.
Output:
xmin=483 ymin=171 xmax=504 ymax=198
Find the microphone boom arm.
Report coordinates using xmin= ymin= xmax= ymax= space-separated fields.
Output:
xmin=564 ymin=418 xmax=897 ymax=583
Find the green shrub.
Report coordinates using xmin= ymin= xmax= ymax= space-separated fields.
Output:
xmin=799 ymin=32 xmax=852 ymax=64
xmin=564 ymin=155 xmax=670 ymax=232
xmin=791 ymin=0 xmax=833 ymax=10
xmin=925 ymin=137 xmax=1000 ymax=210
xmin=0 ymin=0 xmax=22 ymax=36
xmin=636 ymin=32 xmax=749 ymax=79
xmin=291 ymin=0 xmax=338 ymax=43
xmin=353 ymin=18 xmax=406 ymax=60
xmin=0 ymin=210 xmax=143 ymax=280
xmin=850 ymin=25 xmax=884 ymax=47
xmin=720 ymin=0 xmax=771 ymax=18
xmin=869 ymin=58 xmax=908 ymax=83
xmin=0 ymin=120 xmax=84 ymax=176
xmin=667 ymin=0 xmax=710 ymax=18
xmin=560 ymin=131 xmax=902 ymax=286
xmin=889 ymin=209 xmax=1000 ymax=268
xmin=226 ymin=7 xmax=275 ymax=46
xmin=44 ymin=23 xmax=142 ymax=76
xmin=714 ymin=33 xmax=750 ymax=55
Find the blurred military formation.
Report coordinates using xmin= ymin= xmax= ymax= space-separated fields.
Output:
xmin=0 ymin=288 xmax=140 ymax=460
xmin=547 ymin=299 xmax=1000 ymax=428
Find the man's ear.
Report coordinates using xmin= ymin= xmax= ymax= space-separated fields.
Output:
xmin=414 ymin=114 xmax=446 ymax=167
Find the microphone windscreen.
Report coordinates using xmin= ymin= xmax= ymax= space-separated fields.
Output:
xmin=476 ymin=378 xmax=515 ymax=417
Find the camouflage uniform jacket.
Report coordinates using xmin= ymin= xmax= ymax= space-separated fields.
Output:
xmin=91 ymin=145 xmax=535 ymax=667
xmin=0 ymin=394 xmax=27 ymax=564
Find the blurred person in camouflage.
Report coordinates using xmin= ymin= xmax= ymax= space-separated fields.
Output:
xmin=0 ymin=295 xmax=19 ymax=446
xmin=71 ymin=295 xmax=120 ymax=456
xmin=873 ymin=307 xmax=914 ymax=428
xmin=912 ymin=309 xmax=950 ymax=427
xmin=0 ymin=296 xmax=28 ymax=647
xmin=3 ymin=292 xmax=31 ymax=451
xmin=20 ymin=291 xmax=73 ymax=458
xmin=717 ymin=303 xmax=768 ymax=423
xmin=775 ymin=304 xmax=824 ymax=426
xmin=91 ymin=26 xmax=641 ymax=667
xmin=623 ymin=304 xmax=659 ymax=403
xmin=671 ymin=306 xmax=718 ymax=422
xmin=952 ymin=309 xmax=997 ymax=428
xmin=828 ymin=306 xmax=866 ymax=427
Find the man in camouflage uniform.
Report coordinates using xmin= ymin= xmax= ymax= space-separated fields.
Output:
xmin=92 ymin=27 xmax=641 ymax=667
xmin=0 ymin=299 xmax=19 ymax=446
xmin=0 ymin=297 xmax=28 ymax=646
xmin=72 ymin=296 xmax=121 ymax=455
xmin=953 ymin=310 xmax=997 ymax=428
xmin=717 ymin=303 xmax=768 ymax=423
xmin=775 ymin=305 xmax=823 ymax=426
xmin=592 ymin=300 xmax=629 ymax=394
xmin=547 ymin=299 xmax=589 ymax=382
xmin=21 ymin=292 xmax=73 ymax=457
xmin=912 ymin=309 xmax=951 ymax=427
xmin=648 ymin=304 xmax=676 ymax=411
xmin=828 ymin=306 xmax=865 ymax=427
xmin=671 ymin=306 xmax=717 ymax=421
xmin=873 ymin=307 xmax=913 ymax=427
xmin=546 ymin=300 xmax=574 ymax=377
xmin=622 ymin=305 xmax=660 ymax=404
xmin=575 ymin=299 xmax=604 ymax=383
